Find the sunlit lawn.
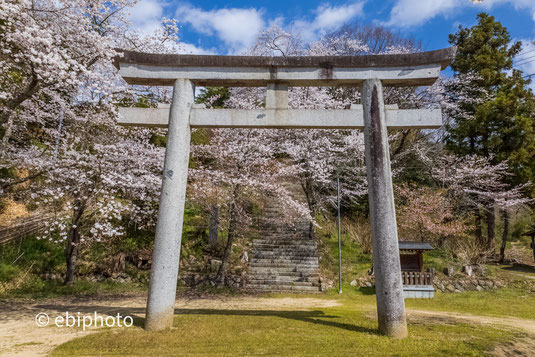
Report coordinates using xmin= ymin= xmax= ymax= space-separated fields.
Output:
xmin=405 ymin=287 xmax=535 ymax=320
xmin=50 ymin=288 xmax=530 ymax=356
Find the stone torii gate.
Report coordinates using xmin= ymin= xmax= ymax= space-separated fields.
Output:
xmin=114 ymin=47 xmax=455 ymax=338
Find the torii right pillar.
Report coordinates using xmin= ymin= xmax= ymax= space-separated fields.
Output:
xmin=362 ymin=78 xmax=407 ymax=338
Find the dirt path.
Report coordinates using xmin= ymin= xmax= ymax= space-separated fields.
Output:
xmin=405 ymin=308 xmax=535 ymax=335
xmin=405 ymin=309 xmax=535 ymax=357
xmin=1 ymin=294 xmax=534 ymax=356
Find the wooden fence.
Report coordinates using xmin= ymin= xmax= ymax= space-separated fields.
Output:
xmin=401 ymin=271 xmax=434 ymax=286
xmin=0 ymin=215 xmax=47 ymax=245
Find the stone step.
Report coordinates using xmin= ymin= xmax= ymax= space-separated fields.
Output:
xmin=248 ymin=279 xmax=318 ymax=286
xmin=249 ymin=267 xmax=319 ymax=275
xmin=249 ymin=276 xmax=319 ymax=283
xmin=253 ymin=243 xmax=318 ymax=251
xmin=252 ymin=245 xmax=317 ymax=251
xmin=253 ymin=242 xmax=316 ymax=247
xmin=252 ymin=245 xmax=316 ymax=250
xmin=249 ymin=262 xmax=318 ymax=268
xmin=246 ymin=283 xmax=321 ymax=292
xmin=252 ymin=251 xmax=318 ymax=259
xmin=249 ymin=271 xmax=320 ymax=280
xmin=251 ymin=258 xmax=319 ymax=265
xmin=251 ymin=250 xmax=317 ymax=256
xmin=258 ymin=231 xmax=310 ymax=234
xmin=252 ymin=254 xmax=318 ymax=259
xmin=249 ymin=187 xmax=319 ymax=293
xmin=275 ymin=271 xmax=320 ymax=277
xmin=254 ymin=238 xmax=315 ymax=242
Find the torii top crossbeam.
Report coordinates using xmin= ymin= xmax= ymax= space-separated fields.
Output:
xmin=114 ymin=47 xmax=456 ymax=130
xmin=114 ymin=47 xmax=456 ymax=87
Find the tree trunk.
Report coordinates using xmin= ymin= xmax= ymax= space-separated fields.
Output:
xmin=216 ymin=199 xmax=237 ymax=285
xmin=64 ymin=200 xmax=86 ymax=285
xmin=486 ymin=205 xmax=495 ymax=252
xmin=301 ymin=177 xmax=315 ymax=240
xmin=1 ymin=116 xmax=14 ymax=152
xmin=64 ymin=227 xmax=81 ymax=284
xmin=499 ymin=209 xmax=509 ymax=264
xmin=531 ymin=236 xmax=535 ymax=263
xmin=474 ymin=208 xmax=483 ymax=246
xmin=308 ymin=221 xmax=315 ymax=240
xmin=208 ymin=205 xmax=219 ymax=246
xmin=0 ymin=76 xmax=40 ymax=157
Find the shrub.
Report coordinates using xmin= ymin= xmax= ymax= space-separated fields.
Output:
xmin=342 ymin=216 xmax=372 ymax=254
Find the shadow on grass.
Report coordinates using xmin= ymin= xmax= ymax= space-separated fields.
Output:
xmin=178 ymin=308 xmax=379 ymax=334
xmin=33 ymin=305 xmax=378 ymax=334
xmin=502 ymin=263 xmax=535 ymax=274
xmin=358 ymin=286 xmax=376 ymax=295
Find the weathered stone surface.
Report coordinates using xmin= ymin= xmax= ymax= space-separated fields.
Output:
xmin=118 ymin=106 xmax=443 ymax=130
xmin=446 ymin=284 xmax=456 ymax=292
xmin=144 ymin=79 xmax=194 ymax=332
xmin=210 ymin=259 xmax=222 ymax=272
xmin=115 ymin=47 xmax=456 ymax=70
xmin=114 ymin=47 xmax=456 ymax=87
xmin=363 ymin=78 xmax=407 ymax=338
xmin=472 ymin=264 xmax=485 ymax=276
xmin=443 ymin=267 xmax=454 ymax=276
xmin=462 ymin=265 xmax=473 ymax=276
xmin=247 ymin=186 xmax=320 ymax=293
xmin=350 ymin=279 xmax=359 ymax=287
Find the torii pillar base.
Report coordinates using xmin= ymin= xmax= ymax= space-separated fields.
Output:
xmin=362 ymin=78 xmax=408 ymax=339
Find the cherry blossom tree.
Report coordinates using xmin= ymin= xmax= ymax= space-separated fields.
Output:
xmin=189 ymin=127 xmax=310 ymax=284
xmin=0 ymin=0 xmax=188 ymax=283
xmin=205 ymin=25 xmax=428 ymax=244
xmin=416 ymin=144 xmax=532 ymax=254
xmin=396 ymin=184 xmax=469 ymax=245
xmin=0 ymin=0 xmax=138 ymax=154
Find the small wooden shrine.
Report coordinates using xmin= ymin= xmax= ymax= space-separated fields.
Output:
xmin=398 ymin=241 xmax=434 ymax=299
xmin=522 ymin=228 xmax=535 ymax=262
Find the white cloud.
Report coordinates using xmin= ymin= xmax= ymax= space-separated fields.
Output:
xmin=179 ymin=42 xmax=217 ymax=55
xmin=128 ymin=0 xmax=165 ymax=35
xmin=385 ymin=0 xmax=461 ymax=28
xmin=176 ymin=5 xmax=265 ymax=53
xmin=480 ymin=0 xmax=535 ymax=21
xmin=385 ymin=0 xmax=535 ymax=28
xmin=294 ymin=2 xmax=365 ymax=42
xmin=313 ymin=2 xmax=365 ymax=30
xmin=175 ymin=2 xmax=364 ymax=53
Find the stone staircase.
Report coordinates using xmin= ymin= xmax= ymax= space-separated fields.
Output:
xmin=247 ymin=189 xmax=321 ymax=292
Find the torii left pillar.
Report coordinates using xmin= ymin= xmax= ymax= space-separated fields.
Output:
xmin=144 ymin=79 xmax=194 ymax=330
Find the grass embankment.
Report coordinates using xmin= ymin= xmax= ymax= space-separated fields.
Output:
xmin=50 ymin=290 xmax=526 ymax=357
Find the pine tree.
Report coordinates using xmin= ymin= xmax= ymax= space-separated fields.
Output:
xmin=446 ymin=13 xmax=535 ymax=251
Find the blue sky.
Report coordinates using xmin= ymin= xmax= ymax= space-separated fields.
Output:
xmin=128 ymin=0 xmax=535 ymax=77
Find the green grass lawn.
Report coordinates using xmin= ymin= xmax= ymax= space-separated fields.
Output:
xmin=0 ymin=278 xmax=147 ymax=300
xmin=324 ymin=284 xmax=535 ymax=320
xmin=50 ymin=291 xmax=527 ymax=357
xmin=406 ymin=288 xmax=535 ymax=320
